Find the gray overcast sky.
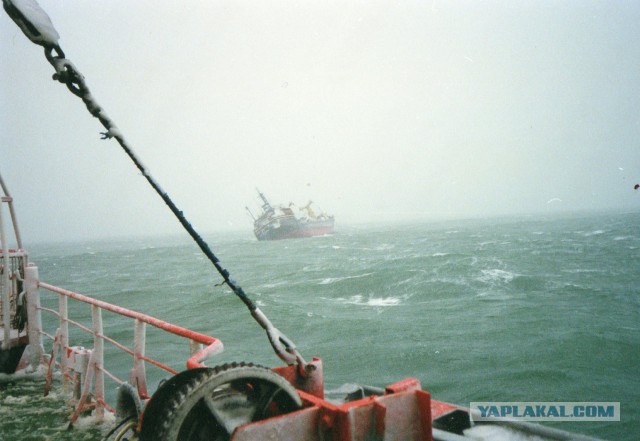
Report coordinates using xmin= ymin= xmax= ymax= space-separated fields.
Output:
xmin=2 ymin=0 xmax=639 ymax=243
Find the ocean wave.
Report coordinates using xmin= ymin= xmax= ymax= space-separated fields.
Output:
xmin=259 ymin=280 xmax=289 ymax=289
xmin=337 ymin=294 xmax=402 ymax=307
xmin=580 ymin=229 xmax=605 ymax=237
xmin=477 ymin=269 xmax=517 ymax=284
xmin=561 ymin=268 xmax=604 ymax=274
xmin=474 ymin=291 xmax=513 ymax=301
xmin=318 ymin=272 xmax=374 ymax=285
xmin=0 ymin=364 xmax=48 ymax=383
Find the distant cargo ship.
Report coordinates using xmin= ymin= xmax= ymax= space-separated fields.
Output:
xmin=247 ymin=190 xmax=335 ymax=241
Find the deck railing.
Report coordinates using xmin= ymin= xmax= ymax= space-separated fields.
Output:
xmin=21 ymin=264 xmax=224 ymax=426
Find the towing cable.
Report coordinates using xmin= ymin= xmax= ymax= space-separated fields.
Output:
xmin=3 ymin=0 xmax=307 ymax=369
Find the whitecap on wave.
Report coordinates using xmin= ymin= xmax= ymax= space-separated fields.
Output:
xmin=477 ymin=269 xmax=517 ymax=284
xmin=0 ymin=363 xmax=48 ymax=382
xmin=581 ymin=229 xmax=605 ymax=237
xmin=561 ymin=268 xmax=603 ymax=274
xmin=337 ymin=294 xmax=401 ymax=306
xmin=318 ymin=273 xmax=374 ymax=285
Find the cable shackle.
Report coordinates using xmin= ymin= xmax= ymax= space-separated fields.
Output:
xmin=3 ymin=0 xmax=60 ymax=49
xmin=3 ymin=0 xmax=305 ymax=367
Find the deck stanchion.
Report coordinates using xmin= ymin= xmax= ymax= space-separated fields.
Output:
xmin=25 ymin=264 xmax=44 ymax=368
xmin=69 ymin=350 xmax=97 ymax=427
xmin=91 ymin=305 xmax=105 ymax=419
xmin=131 ymin=319 xmax=148 ymax=398
xmin=59 ymin=295 xmax=69 ymax=389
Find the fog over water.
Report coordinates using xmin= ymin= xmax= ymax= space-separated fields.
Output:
xmin=2 ymin=0 xmax=639 ymax=242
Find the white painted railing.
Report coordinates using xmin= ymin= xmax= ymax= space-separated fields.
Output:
xmin=21 ymin=266 xmax=224 ymax=426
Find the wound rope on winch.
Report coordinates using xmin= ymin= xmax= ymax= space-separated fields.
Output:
xmin=3 ymin=0 xmax=305 ymax=368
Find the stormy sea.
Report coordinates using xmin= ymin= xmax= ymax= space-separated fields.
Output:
xmin=1 ymin=210 xmax=638 ymax=440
